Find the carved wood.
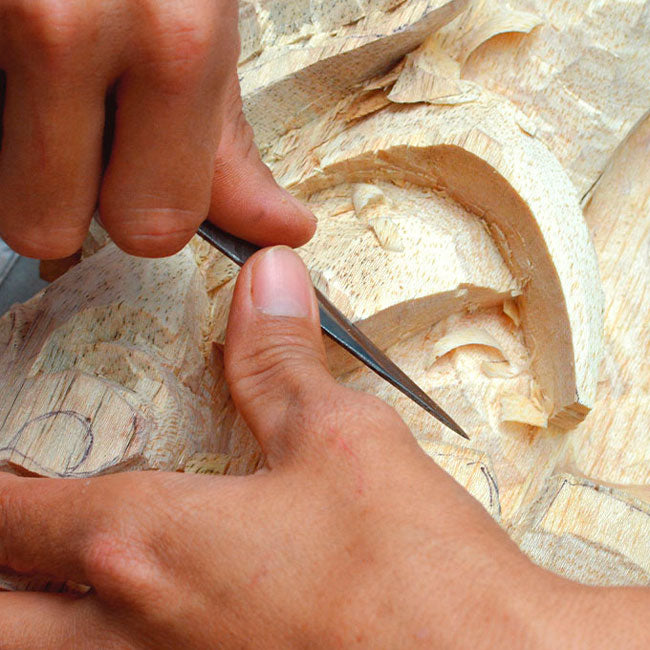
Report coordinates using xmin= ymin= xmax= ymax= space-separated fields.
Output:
xmin=1 ymin=0 xmax=648 ymax=591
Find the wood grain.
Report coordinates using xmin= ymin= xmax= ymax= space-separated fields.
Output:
xmin=1 ymin=0 xmax=648 ymax=591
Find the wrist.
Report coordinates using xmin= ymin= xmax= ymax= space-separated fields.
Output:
xmin=333 ymin=543 xmax=556 ymax=648
xmin=459 ymin=559 xmax=561 ymax=649
xmin=541 ymin=577 xmax=650 ymax=649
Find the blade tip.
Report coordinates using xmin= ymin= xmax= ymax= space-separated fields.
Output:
xmin=448 ymin=420 xmax=470 ymax=440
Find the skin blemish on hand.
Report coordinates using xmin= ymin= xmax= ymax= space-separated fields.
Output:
xmin=248 ymin=564 xmax=270 ymax=589
xmin=336 ymin=436 xmax=365 ymax=497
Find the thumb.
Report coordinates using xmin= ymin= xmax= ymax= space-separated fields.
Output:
xmin=224 ymin=246 xmax=337 ymax=465
xmin=208 ymin=73 xmax=317 ymax=248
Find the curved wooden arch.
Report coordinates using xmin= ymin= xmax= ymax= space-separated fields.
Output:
xmin=282 ymin=98 xmax=603 ymax=427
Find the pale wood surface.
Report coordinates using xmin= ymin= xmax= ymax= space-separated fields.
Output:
xmin=276 ymin=95 xmax=604 ymax=426
xmin=239 ymin=0 xmax=469 ymax=152
xmin=445 ymin=0 xmax=650 ymax=197
xmin=1 ymin=0 xmax=648 ymax=591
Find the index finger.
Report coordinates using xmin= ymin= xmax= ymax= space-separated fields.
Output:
xmin=0 ymin=591 xmax=104 ymax=648
xmin=0 ymin=473 xmax=139 ymax=588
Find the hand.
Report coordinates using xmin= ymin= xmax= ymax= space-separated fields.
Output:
xmin=0 ymin=247 xmax=647 ymax=648
xmin=0 ymin=0 xmax=315 ymax=259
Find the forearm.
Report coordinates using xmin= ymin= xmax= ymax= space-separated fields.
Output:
xmin=545 ymin=581 xmax=650 ymax=649
xmin=403 ymin=534 xmax=650 ymax=650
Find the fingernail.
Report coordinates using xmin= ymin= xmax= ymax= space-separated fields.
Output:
xmin=252 ymin=247 xmax=312 ymax=317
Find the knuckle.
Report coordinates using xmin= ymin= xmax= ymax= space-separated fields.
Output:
xmin=228 ymin=335 xmax=324 ymax=406
xmin=7 ymin=0 xmax=86 ymax=61
xmin=82 ymin=531 xmax=158 ymax=596
xmin=347 ymin=392 xmax=403 ymax=427
xmin=215 ymin=107 xmax=256 ymax=161
xmin=350 ymin=393 xmax=408 ymax=439
xmin=317 ymin=391 xmax=406 ymax=451
xmin=140 ymin=3 xmax=216 ymax=90
xmin=162 ymin=15 xmax=213 ymax=58
xmin=80 ymin=476 xmax=164 ymax=596
xmin=229 ymin=343 xmax=316 ymax=401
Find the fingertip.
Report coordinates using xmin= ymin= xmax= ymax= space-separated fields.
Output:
xmin=250 ymin=246 xmax=316 ymax=319
xmin=208 ymin=124 xmax=317 ymax=248
xmin=0 ymin=222 xmax=88 ymax=260
xmin=209 ymin=182 xmax=317 ymax=249
xmin=225 ymin=246 xmax=321 ymax=367
xmin=273 ymin=190 xmax=318 ymax=246
xmin=98 ymin=202 xmax=203 ymax=258
xmin=105 ymin=226 xmax=197 ymax=258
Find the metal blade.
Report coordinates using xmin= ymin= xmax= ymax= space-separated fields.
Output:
xmin=197 ymin=221 xmax=469 ymax=439
xmin=315 ymin=289 xmax=469 ymax=440
xmin=198 ymin=221 xmax=258 ymax=265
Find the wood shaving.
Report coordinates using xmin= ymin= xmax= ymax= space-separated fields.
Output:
xmin=388 ymin=36 xmax=481 ymax=105
xmin=368 ymin=216 xmax=405 ymax=252
xmin=503 ymin=298 xmax=521 ymax=326
xmin=500 ymin=392 xmax=548 ymax=427
xmin=460 ymin=5 xmax=543 ymax=64
xmin=352 ymin=184 xmax=404 ymax=252
xmin=430 ymin=326 xmax=508 ymax=363
xmin=352 ymin=183 xmax=387 ymax=215
xmin=481 ymin=360 xmax=519 ymax=378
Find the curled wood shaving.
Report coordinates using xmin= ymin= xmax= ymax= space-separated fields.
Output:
xmin=460 ymin=5 xmax=543 ymax=64
xmin=388 ymin=36 xmax=480 ymax=105
xmin=408 ymin=36 xmax=461 ymax=77
xmin=345 ymin=89 xmax=391 ymax=122
xmin=352 ymin=183 xmax=386 ymax=215
xmin=368 ymin=216 xmax=405 ymax=252
xmin=500 ymin=392 xmax=548 ymax=428
xmin=430 ymin=326 xmax=507 ymax=363
xmin=503 ymin=298 xmax=521 ymax=326
xmin=352 ymin=184 xmax=404 ymax=252
xmin=481 ymin=360 xmax=519 ymax=378
xmin=530 ymin=379 xmax=553 ymax=414
xmin=514 ymin=111 xmax=538 ymax=138
xmin=389 ymin=69 xmax=481 ymax=105
xmin=364 ymin=59 xmax=406 ymax=91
